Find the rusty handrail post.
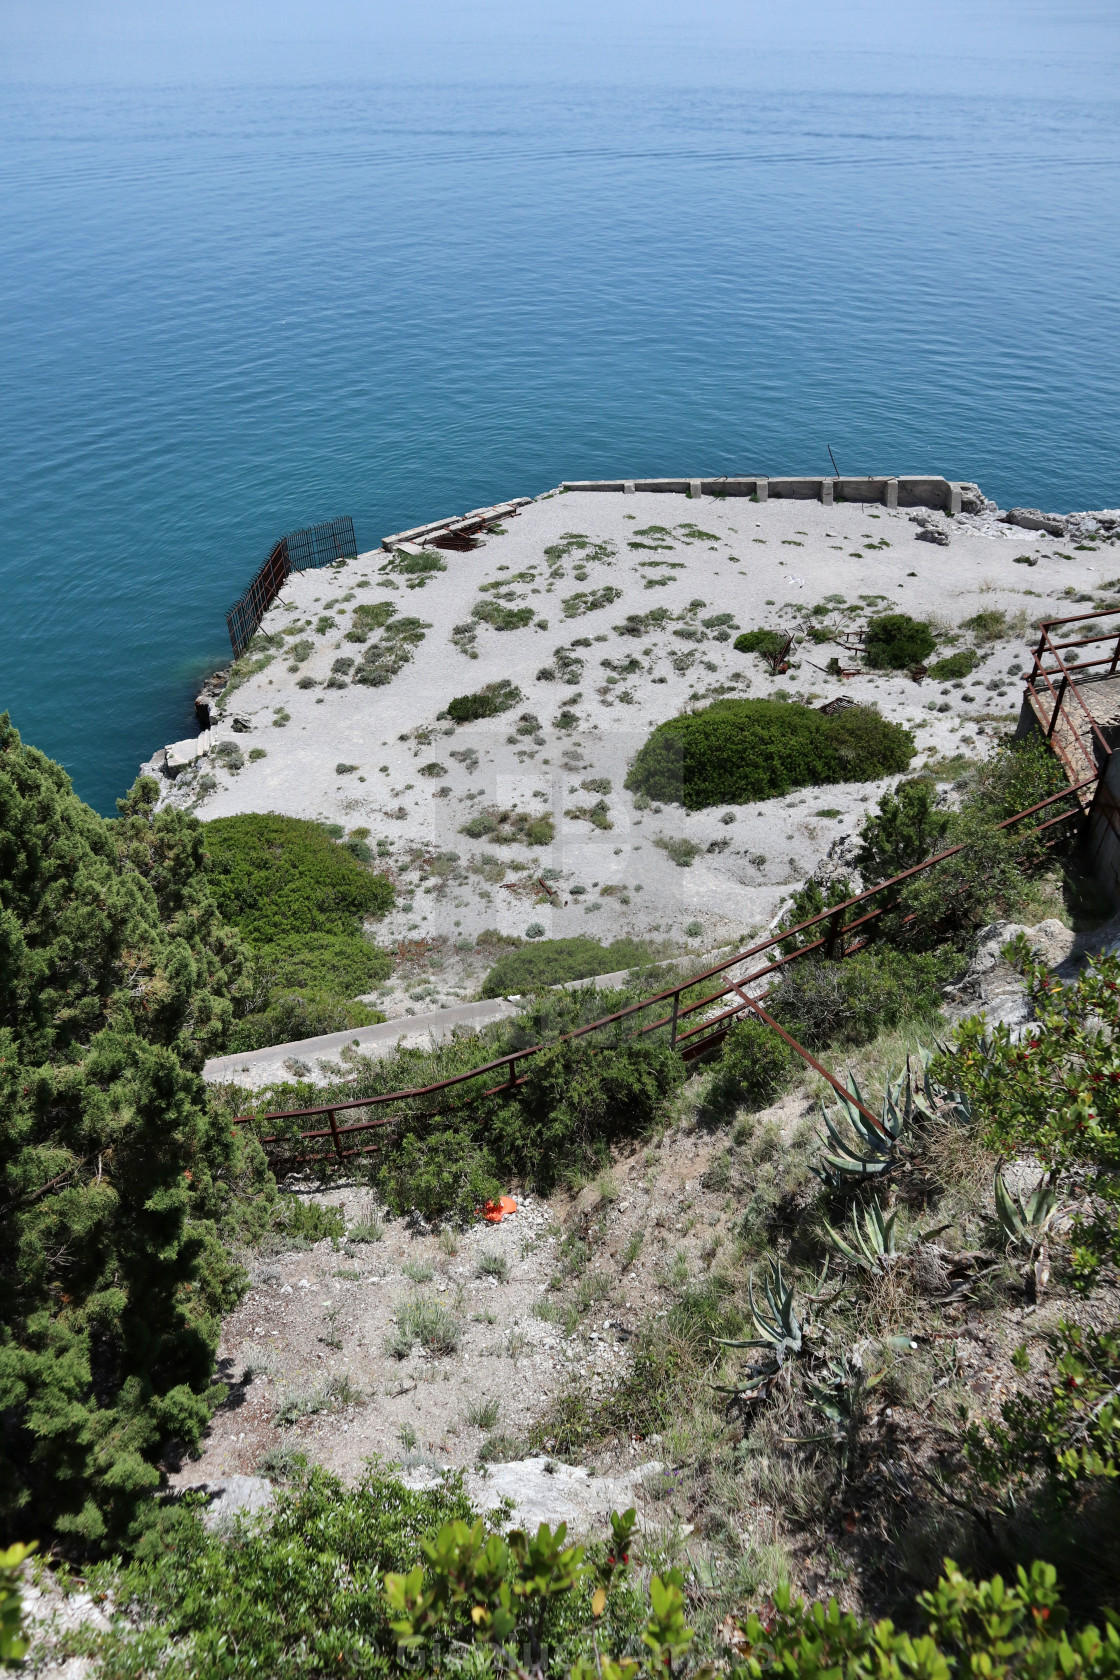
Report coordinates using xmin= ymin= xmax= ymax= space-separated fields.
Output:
xmin=326 ymin=1109 xmax=344 ymax=1166
xmin=670 ymin=989 xmax=680 ymax=1048
xmin=507 ymin=1055 xmax=518 ymax=1089
xmin=825 ymin=907 xmax=846 ymax=959
xmin=1047 ymin=671 xmax=1069 ymax=740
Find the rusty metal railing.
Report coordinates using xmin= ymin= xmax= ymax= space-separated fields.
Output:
xmin=1023 ymin=605 xmax=1120 ymax=796
xmin=232 ymin=777 xmax=1091 ymax=1172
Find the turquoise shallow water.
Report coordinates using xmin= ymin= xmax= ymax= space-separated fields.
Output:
xmin=2 ymin=2 xmax=1119 ymax=812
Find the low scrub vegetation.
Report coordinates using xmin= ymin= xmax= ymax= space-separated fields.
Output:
xmin=445 ymin=678 xmax=522 ymax=723
xmin=625 ymin=698 xmax=914 ymax=809
xmin=204 ymin=812 xmax=394 ymax=1048
xmin=481 ymin=934 xmax=660 ymax=997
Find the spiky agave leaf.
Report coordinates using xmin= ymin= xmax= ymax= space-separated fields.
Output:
xmin=716 ymin=1255 xmax=802 ymax=1365
xmin=994 ymin=1168 xmax=1057 ymax=1249
xmin=823 ymin=1197 xmax=901 ymax=1273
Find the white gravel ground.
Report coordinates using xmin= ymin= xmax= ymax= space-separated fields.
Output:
xmin=144 ymin=485 xmax=1114 ymax=1004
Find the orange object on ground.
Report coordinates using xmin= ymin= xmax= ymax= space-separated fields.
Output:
xmin=481 ymin=1195 xmax=518 ymax=1223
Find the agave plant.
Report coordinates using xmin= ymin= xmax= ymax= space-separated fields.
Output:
xmin=913 ymin=1042 xmax=973 ymax=1126
xmin=823 ymin=1197 xmax=902 ymax=1274
xmin=994 ymin=1168 xmax=1057 ymax=1251
xmin=816 ymin=1070 xmax=911 ymax=1182
xmin=798 ymin=1356 xmax=884 ymax=1476
xmin=714 ymin=1255 xmax=803 ymax=1396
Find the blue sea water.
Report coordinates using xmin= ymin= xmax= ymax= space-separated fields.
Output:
xmin=2 ymin=1 xmax=1119 ymax=813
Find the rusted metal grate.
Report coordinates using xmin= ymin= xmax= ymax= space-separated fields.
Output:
xmin=226 ymin=517 xmax=357 ymax=657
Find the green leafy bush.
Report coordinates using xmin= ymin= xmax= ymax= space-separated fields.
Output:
xmin=471 ymin=600 xmax=535 ymax=631
xmin=944 ymin=946 xmax=1120 ymax=1275
xmin=481 ymin=936 xmax=659 ymax=998
xmin=707 ymin=1016 xmax=798 ymax=1114
xmin=459 ymin=806 xmax=554 ymax=845
xmin=963 ymin=606 xmax=1010 ymax=641
xmin=769 ymin=947 xmax=956 ymax=1051
xmin=485 ymin=1032 xmax=684 ymax=1193
xmin=734 ymin=628 xmax=787 ymax=656
xmin=202 ymin=815 xmax=392 ymax=1029
xmin=446 ymin=680 xmax=523 ymax=723
xmin=0 ymin=721 xmax=259 ymax=1549
xmin=377 ymin=1128 xmax=502 ymax=1226
xmin=625 ymin=700 xmax=913 ymax=809
xmin=352 ymin=615 xmax=430 ymax=686
xmin=864 ymin=612 xmax=936 ymax=669
xmin=929 ymin=648 xmax=979 ymax=679
xmin=853 ymin=776 xmax=951 ymax=884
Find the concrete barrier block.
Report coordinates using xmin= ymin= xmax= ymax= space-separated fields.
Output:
xmin=949 ymin=482 xmax=963 ymax=516
xmin=756 ymin=478 xmax=768 ymax=503
xmin=821 ymin=479 xmax=834 ymax=506
xmin=623 ymin=481 xmax=636 ymax=494
xmin=885 ymin=479 xmax=899 ymax=510
xmin=688 ymin=479 xmax=702 ymax=499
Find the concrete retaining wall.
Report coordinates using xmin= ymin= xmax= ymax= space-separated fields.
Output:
xmin=560 ymin=474 xmax=964 ymax=513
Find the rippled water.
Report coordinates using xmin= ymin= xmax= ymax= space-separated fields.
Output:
xmin=2 ymin=1 xmax=1118 ymax=811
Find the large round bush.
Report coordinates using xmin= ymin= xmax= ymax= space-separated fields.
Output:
xmin=624 ymin=699 xmax=914 ymax=809
xmin=864 ymin=613 xmax=936 ymax=669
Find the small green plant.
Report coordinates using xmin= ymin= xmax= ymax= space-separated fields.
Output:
xmin=398 ymin=1422 xmax=418 ymax=1453
xmin=476 ymin=1251 xmax=510 ymax=1283
xmin=389 ymin=1296 xmax=462 ymax=1357
xmin=653 ymin=833 xmax=701 ymax=867
xmin=816 ymin=1069 xmax=912 ymax=1181
xmin=929 ymin=648 xmax=979 ymax=679
xmin=255 ymin=1442 xmax=307 ymax=1482
xmin=621 ymin=1230 xmax=644 ymax=1270
xmin=963 ymin=606 xmax=1009 ymax=641
xmin=348 ymin=1215 xmax=385 ymax=1243
xmin=824 ymin=1196 xmax=903 ymax=1272
xmin=274 ymin=1374 xmax=362 ymax=1425
xmin=994 ymin=1168 xmax=1057 ymax=1250
xmin=446 ymin=679 xmax=523 ymax=723
xmin=466 ymin=1397 xmax=500 ymax=1429
xmin=716 ymin=1254 xmax=803 ymax=1393
xmin=402 ymin=1258 xmax=435 ymax=1283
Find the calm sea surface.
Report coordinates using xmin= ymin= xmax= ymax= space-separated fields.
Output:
xmin=2 ymin=2 xmax=1119 ymax=812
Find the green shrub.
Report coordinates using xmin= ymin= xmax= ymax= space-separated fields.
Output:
xmin=777 ymin=875 xmax=857 ymax=954
xmin=486 ymin=1033 xmax=684 ymax=1193
xmin=458 ymin=806 xmax=554 ymax=845
xmin=929 ymin=648 xmax=979 ymax=679
xmin=203 ymin=815 xmax=393 ymax=1026
xmin=225 ymin=991 xmax=386 ymax=1054
xmin=481 ymin=936 xmax=658 ymax=998
xmin=769 ymin=947 xmax=956 ymax=1050
xmin=864 ymin=612 xmax=936 ymax=669
xmin=625 ymin=700 xmax=914 ymax=809
xmin=471 ymin=600 xmax=535 ymax=631
xmin=707 ymin=1016 xmax=797 ymax=1113
xmin=377 ymin=1128 xmax=501 ymax=1226
xmin=734 ymin=628 xmax=787 ymax=657
xmin=0 ymin=722 xmax=258 ymax=1549
xmin=204 ymin=814 xmax=393 ymax=944
xmin=854 ymin=776 xmax=951 ymax=884
xmin=888 ymin=810 xmax=1031 ymax=951
xmin=446 ymin=680 xmax=523 ymax=723
xmin=963 ymin=606 xmax=1010 ymax=641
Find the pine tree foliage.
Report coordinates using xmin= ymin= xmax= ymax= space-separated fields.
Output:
xmin=0 ymin=716 xmax=256 ymax=1549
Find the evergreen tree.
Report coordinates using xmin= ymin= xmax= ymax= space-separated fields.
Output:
xmin=0 ymin=716 xmax=255 ymax=1549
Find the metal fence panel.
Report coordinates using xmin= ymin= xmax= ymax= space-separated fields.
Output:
xmin=225 ymin=518 xmax=357 ymax=657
